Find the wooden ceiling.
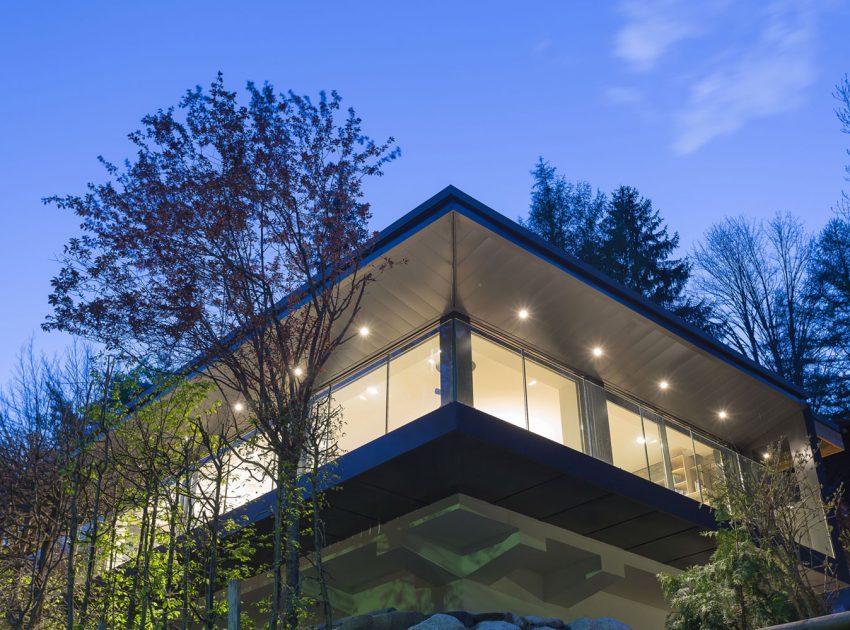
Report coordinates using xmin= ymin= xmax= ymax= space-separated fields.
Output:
xmin=320 ymin=207 xmax=804 ymax=451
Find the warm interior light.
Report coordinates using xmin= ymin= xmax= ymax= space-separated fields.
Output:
xmin=592 ymin=346 xmax=604 ymax=358
xmin=762 ymin=452 xmax=771 ymax=460
xmin=658 ymin=380 xmax=669 ymax=390
xmin=233 ymin=402 xmax=245 ymax=413
xmin=359 ymin=326 xmax=370 ymax=337
xmin=518 ymin=308 xmax=529 ymax=320
xmin=293 ymin=367 xmax=304 ymax=377
xmin=718 ymin=410 xmax=728 ymax=420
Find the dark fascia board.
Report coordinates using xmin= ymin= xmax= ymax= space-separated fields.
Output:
xmin=142 ymin=184 xmax=805 ymax=409
xmin=363 ymin=184 xmax=806 ymax=405
xmin=228 ymin=402 xmax=845 ymax=582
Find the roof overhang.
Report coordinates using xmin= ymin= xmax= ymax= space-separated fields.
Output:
xmin=322 ymin=186 xmax=806 ymax=450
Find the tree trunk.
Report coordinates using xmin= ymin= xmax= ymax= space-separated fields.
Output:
xmin=268 ymin=450 xmax=286 ymax=630
xmin=283 ymin=462 xmax=303 ymax=630
xmin=65 ymin=464 xmax=80 ymax=630
xmin=81 ymin=442 xmax=107 ymax=621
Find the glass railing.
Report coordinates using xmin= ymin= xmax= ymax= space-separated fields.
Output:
xmin=464 ymin=327 xmax=747 ymax=506
xmin=112 ymin=316 xmax=760 ymax=553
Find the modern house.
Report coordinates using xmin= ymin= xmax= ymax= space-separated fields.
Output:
xmin=188 ymin=187 xmax=846 ymax=629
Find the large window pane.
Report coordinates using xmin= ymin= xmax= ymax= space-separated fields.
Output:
xmin=692 ymin=434 xmax=723 ymax=504
xmin=471 ymin=334 xmax=525 ymax=428
xmin=607 ymin=397 xmax=650 ymax=479
xmin=332 ymin=362 xmax=387 ymax=453
xmin=388 ymin=335 xmax=442 ymax=431
xmin=641 ymin=410 xmax=669 ymax=489
xmin=525 ymin=359 xmax=582 ymax=450
xmin=666 ymin=424 xmax=700 ymax=501
xmin=224 ymin=435 xmax=274 ymax=512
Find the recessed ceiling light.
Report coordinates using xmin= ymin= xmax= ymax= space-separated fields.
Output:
xmin=359 ymin=326 xmax=370 ymax=337
xmin=293 ymin=367 xmax=304 ymax=377
xmin=658 ymin=380 xmax=669 ymax=391
xmin=718 ymin=410 xmax=728 ymax=420
xmin=592 ymin=346 xmax=604 ymax=358
xmin=233 ymin=402 xmax=245 ymax=413
xmin=518 ymin=308 xmax=529 ymax=320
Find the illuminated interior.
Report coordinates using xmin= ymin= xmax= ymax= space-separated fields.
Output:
xmin=165 ymin=317 xmax=758 ymax=526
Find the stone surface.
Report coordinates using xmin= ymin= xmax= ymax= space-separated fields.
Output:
xmin=444 ymin=611 xmax=476 ymax=627
xmin=335 ymin=614 xmax=374 ymax=630
xmin=566 ymin=618 xmax=632 ymax=630
xmin=316 ymin=608 xmax=631 ymax=630
xmin=523 ymin=616 xmax=565 ymax=629
xmin=370 ymin=610 xmax=427 ymax=629
xmin=409 ymin=613 xmax=468 ymax=629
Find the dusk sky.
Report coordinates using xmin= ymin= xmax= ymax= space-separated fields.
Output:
xmin=2 ymin=1 xmax=849 ymax=384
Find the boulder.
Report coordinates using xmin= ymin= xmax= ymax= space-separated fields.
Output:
xmin=335 ymin=614 xmax=374 ymax=630
xmin=566 ymin=618 xmax=631 ymax=630
xmin=444 ymin=611 xmax=476 ymax=627
xmin=472 ymin=622 xmax=521 ymax=630
xmin=410 ymin=613 xmax=468 ymax=629
xmin=370 ymin=610 xmax=428 ymax=629
xmin=523 ymin=616 xmax=565 ymax=629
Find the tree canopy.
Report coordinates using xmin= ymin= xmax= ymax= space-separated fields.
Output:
xmin=523 ymin=159 xmax=716 ymax=333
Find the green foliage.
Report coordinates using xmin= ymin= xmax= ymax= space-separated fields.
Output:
xmin=524 ymin=159 xmax=717 ymax=334
xmin=659 ymin=442 xmax=841 ymax=630
xmin=660 ymin=529 xmax=796 ymax=630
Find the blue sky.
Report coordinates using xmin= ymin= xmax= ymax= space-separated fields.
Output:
xmin=1 ymin=1 xmax=849 ymax=384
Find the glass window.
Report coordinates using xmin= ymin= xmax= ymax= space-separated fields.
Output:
xmin=224 ymin=435 xmax=274 ymax=512
xmin=666 ymin=424 xmax=700 ymax=501
xmin=692 ymin=434 xmax=724 ymax=504
xmin=525 ymin=358 xmax=582 ymax=450
xmin=471 ymin=333 xmax=526 ymax=428
xmin=388 ymin=335 xmax=442 ymax=431
xmin=331 ymin=362 xmax=387 ymax=453
xmin=606 ymin=397 xmax=650 ymax=479
xmin=193 ymin=457 xmax=224 ymax=521
xmin=641 ymin=410 xmax=669 ymax=489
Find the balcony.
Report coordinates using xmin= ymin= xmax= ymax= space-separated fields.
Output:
xmin=196 ymin=317 xmax=759 ymax=518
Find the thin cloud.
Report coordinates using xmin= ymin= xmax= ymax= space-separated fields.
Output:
xmin=605 ymin=86 xmax=644 ymax=105
xmin=614 ymin=0 xmax=701 ymax=72
xmin=673 ymin=2 xmax=816 ymax=154
xmin=611 ymin=0 xmax=822 ymax=154
xmin=533 ymin=38 xmax=551 ymax=54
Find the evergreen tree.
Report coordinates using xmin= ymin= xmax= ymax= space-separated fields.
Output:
xmin=596 ymin=186 xmax=716 ymax=332
xmin=524 ymin=163 xmax=717 ymax=334
xmin=522 ymin=158 xmax=605 ymax=263
xmin=597 ymin=186 xmax=689 ymax=307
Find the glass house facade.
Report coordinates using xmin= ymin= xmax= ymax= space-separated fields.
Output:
xmin=192 ymin=316 xmax=760 ymax=516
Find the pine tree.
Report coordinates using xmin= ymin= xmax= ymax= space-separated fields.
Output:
xmin=522 ymin=158 xmax=605 ymax=262
xmin=597 ymin=186 xmax=689 ymax=306
xmin=524 ymin=158 xmax=567 ymax=250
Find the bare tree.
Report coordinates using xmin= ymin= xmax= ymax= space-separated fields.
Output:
xmin=692 ymin=213 xmax=830 ymax=409
xmin=44 ymin=74 xmax=398 ymax=628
